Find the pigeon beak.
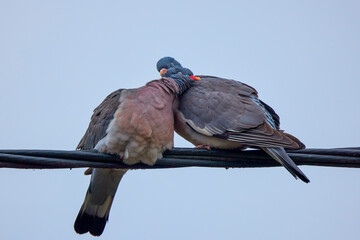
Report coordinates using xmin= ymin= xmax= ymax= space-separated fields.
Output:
xmin=160 ymin=68 xmax=167 ymax=77
xmin=190 ymin=76 xmax=201 ymax=81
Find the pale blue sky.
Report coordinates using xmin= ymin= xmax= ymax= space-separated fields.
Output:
xmin=0 ymin=1 xmax=359 ymax=239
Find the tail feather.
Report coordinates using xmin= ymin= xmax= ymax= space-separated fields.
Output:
xmin=262 ymin=147 xmax=310 ymax=183
xmin=74 ymin=212 xmax=107 ymax=236
xmin=74 ymin=189 xmax=114 ymax=236
xmin=74 ymin=169 xmax=126 ymax=236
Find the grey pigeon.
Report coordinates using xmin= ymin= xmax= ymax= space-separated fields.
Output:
xmin=157 ymin=57 xmax=309 ymax=183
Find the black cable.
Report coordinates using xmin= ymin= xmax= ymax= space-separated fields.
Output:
xmin=0 ymin=147 xmax=359 ymax=170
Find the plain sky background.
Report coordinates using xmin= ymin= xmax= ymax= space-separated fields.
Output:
xmin=1 ymin=1 xmax=359 ymax=239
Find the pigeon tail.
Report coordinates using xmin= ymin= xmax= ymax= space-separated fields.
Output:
xmin=74 ymin=169 xmax=126 ymax=236
xmin=262 ymin=147 xmax=310 ymax=183
xmin=74 ymin=189 xmax=113 ymax=236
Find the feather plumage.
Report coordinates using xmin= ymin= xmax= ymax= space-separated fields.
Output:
xmin=75 ymin=76 xmax=193 ymax=236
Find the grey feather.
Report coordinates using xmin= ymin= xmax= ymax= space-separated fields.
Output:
xmin=262 ymin=147 xmax=310 ymax=183
xmin=75 ymin=89 xmax=126 ymax=236
xmin=174 ymin=75 xmax=309 ymax=182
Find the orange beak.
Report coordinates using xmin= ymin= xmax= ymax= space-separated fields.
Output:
xmin=190 ymin=76 xmax=201 ymax=81
xmin=160 ymin=68 xmax=167 ymax=77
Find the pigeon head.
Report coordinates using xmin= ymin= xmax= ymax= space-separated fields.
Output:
xmin=161 ymin=65 xmax=200 ymax=95
xmin=156 ymin=57 xmax=182 ymax=73
xmin=157 ymin=56 xmax=201 ymax=81
xmin=163 ymin=66 xmax=193 ymax=77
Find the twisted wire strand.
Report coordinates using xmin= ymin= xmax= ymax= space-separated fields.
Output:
xmin=0 ymin=147 xmax=359 ymax=170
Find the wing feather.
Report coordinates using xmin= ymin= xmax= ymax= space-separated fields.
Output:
xmin=178 ymin=76 xmax=304 ymax=149
xmin=77 ymin=89 xmax=124 ymax=150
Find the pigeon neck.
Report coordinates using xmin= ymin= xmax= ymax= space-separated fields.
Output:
xmin=171 ymin=74 xmax=193 ymax=95
xmin=146 ymin=78 xmax=180 ymax=95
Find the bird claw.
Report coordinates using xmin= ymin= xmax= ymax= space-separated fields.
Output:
xmin=83 ymin=153 xmax=123 ymax=175
xmin=195 ymin=145 xmax=212 ymax=151
xmin=84 ymin=167 xmax=93 ymax=175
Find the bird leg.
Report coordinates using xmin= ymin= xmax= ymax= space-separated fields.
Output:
xmin=195 ymin=145 xmax=212 ymax=151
